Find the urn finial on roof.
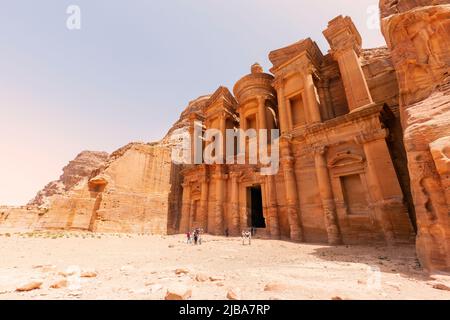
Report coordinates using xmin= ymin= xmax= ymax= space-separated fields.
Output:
xmin=251 ymin=63 xmax=263 ymax=74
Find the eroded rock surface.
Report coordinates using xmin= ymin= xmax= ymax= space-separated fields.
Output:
xmin=380 ymin=1 xmax=450 ymax=272
xmin=29 ymin=151 xmax=109 ymax=208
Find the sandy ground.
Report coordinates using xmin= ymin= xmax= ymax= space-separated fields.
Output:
xmin=0 ymin=230 xmax=449 ymax=300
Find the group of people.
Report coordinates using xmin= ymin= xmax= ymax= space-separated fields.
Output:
xmin=186 ymin=228 xmax=202 ymax=245
xmin=186 ymin=228 xmax=253 ymax=246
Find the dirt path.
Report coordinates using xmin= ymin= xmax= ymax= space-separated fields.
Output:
xmin=0 ymin=231 xmax=449 ymax=300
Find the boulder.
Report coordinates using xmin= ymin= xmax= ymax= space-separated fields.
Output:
xmin=16 ymin=281 xmax=43 ymax=292
xmin=226 ymin=288 xmax=242 ymax=300
xmin=50 ymin=279 xmax=68 ymax=289
xmin=164 ymin=285 xmax=192 ymax=300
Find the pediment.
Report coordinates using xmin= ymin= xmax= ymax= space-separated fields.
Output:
xmin=204 ymin=86 xmax=238 ymax=113
xmin=328 ymin=152 xmax=364 ymax=168
xmin=269 ymin=38 xmax=323 ymax=73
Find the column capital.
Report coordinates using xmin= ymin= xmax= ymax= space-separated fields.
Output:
xmin=181 ymin=181 xmax=191 ymax=189
xmin=313 ymin=145 xmax=329 ymax=156
xmin=354 ymin=129 xmax=389 ymax=145
xmin=328 ymin=34 xmax=362 ymax=60
xmin=281 ymin=156 xmax=296 ymax=167
xmin=213 ymin=173 xmax=228 ymax=180
xmin=272 ymin=77 xmax=285 ymax=91
xmin=298 ymin=60 xmax=317 ymax=77
xmin=230 ymin=172 xmax=243 ymax=180
xmin=256 ymin=95 xmax=266 ymax=104
xmin=219 ymin=111 xmax=228 ymax=121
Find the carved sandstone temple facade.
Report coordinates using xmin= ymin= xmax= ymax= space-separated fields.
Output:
xmin=178 ymin=16 xmax=415 ymax=245
xmin=2 ymin=5 xmax=448 ymax=273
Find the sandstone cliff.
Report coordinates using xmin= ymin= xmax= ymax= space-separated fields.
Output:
xmin=36 ymin=142 xmax=175 ymax=234
xmin=380 ymin=0 xmax=450 ymax=272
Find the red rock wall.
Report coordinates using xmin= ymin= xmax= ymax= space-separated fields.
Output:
xmin=380 ymin=1 xmax=450 ymax=272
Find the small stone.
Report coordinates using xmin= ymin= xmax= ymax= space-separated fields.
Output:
xmin=50 ymin=279 xmax=68 ymax=289
xmin=332 ymin=296 xmax=343 ymax=300
xmin=209 ymin=275 xmax=225 ymax=282
xmin=175 ymin=268 xmax=189 ymax=275
xmin=81 ymin=271 xmax=97 ymax=278
xmin=195 ymin=273 xmax=209 ymax=282
xmin=164 ymin=285 xmax=192 ymax=300
xmin=226 ymin=288 xmax=242 ymax=300
xmin=432 ymin=283 xmax=450 ymax=291
xmin=16 ymin=281 xmax=43 ymax=292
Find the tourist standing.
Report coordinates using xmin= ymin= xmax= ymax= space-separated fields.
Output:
xmin=186 ymin=231 xmax=191 ymax=244
xmin=193 ymin=229 xmax=199 ymax=245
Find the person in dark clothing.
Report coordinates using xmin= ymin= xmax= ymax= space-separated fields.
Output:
xmin=193 ymin=229 xmax=199 ymax=245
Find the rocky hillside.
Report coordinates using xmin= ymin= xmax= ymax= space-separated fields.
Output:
xmin=29 ymin=151 xmax=109 ymax=207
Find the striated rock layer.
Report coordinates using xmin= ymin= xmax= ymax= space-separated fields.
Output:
xmin=380 ymin=0 xmax=450 ymax=272
xmin=35 ymin=142 xmax=175 ymax=234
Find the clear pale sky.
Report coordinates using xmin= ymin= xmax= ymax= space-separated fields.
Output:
xmin=0 ymin=0 xmax=384 ymax=205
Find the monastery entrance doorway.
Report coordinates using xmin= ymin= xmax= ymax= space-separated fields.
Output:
xmin=247 ymin=186 xmax=266 ymax=229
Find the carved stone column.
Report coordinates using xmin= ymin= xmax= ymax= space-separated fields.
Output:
xmin=179 ymin=182 xmax=191 ymax=233
xmin=219 ymin=113 xmax=227 ymax=163
xmin=266 ymin=175 xmax=281 ymax=239
xmin=199 ymin=177 xmax=209 ymax=232
xmin=301 ymin=64 xmax=322 ymax=124
xmin=323 ymin=16 xmax=374 ymax=112
xmin=257 ymin=96 xmax=267 ymax=131
xmin=230 ymin=172 xmax=241 ymax=235
xmin=189 ymin=200 xmax=196 ymax=231
xmin=214 ymin=166 xmax=226 ymax=235
xmin=280 ymin=139 xmax=303 ymax=241
xmin=191 ymin=118 xmax=204 ymax=165
xmin=239 ymin=202 xmax=249 ymax=232
xmin=355 ymin=129 xmax=400 ymax=244
xmin=285 ymin=98 xmax=294 ymax=131
xmin=318 ymin=79 xmax=335 ymax=119
xmin=273 ymin=78 xmax=289 ymax=134
xmin=313 ymin=146 xmax=342 ymax=245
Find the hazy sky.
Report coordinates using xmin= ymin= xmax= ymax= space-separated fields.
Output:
xmin=0 ymin=0 xmax=385 ymax=205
